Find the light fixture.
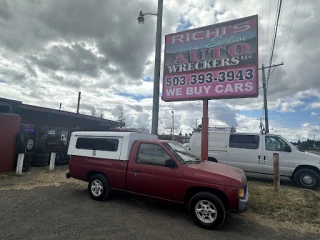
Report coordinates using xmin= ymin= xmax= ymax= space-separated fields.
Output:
xmin=137 ymin=11 xmax=145 ymax=24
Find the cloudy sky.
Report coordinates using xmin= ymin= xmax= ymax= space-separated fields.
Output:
xmin=0 ymin=0 xmax=319 ymax=141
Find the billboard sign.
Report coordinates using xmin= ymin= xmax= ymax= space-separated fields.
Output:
xmin=162 ymin=15 xmax=258 ymax=102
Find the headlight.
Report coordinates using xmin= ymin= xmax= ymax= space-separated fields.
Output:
xmin=238 ymin=188 xmax=245 ymax=198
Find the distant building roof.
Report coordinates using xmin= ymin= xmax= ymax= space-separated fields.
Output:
xmin=0 ymin=97 xmax=123 ymax=127
xmin=19 ymin=104 xmax=121 ymax=125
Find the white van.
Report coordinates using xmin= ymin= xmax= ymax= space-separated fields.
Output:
xmin=189 ymin=131 xmax=320 ymax=190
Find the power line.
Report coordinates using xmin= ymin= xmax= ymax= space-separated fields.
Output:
xmin=264 ymin=0 xmax=272 ymax=65
xmin=273 ymin=0 xmax=284 ymax=57
xmin=267 ymin=0 xmax=283 ymax=83
xmin=272 ymin=0 xmax=300 ymax=88
xmin=282 ymin=0 xmax=300 ymax=62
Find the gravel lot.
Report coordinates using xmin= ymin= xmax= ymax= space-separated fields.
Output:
xmin=0 ymin=166 xmax=319 ymax=240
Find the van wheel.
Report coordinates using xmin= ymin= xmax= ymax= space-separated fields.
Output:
xmin=293 ymin=169 xmax=320 ymax=190
xmin=189 ymin=192 xmax=226 ymax=230
xmin=88 ymin=174 xmax=111 ymax=201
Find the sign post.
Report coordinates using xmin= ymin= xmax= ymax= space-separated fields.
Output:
xmin=162 ymin=15 xmax=259 ymax=159
xmin=201 ymin=100 xmax=209 ymax=160
xmin=273 ymin=153 xmax=280 ymax=192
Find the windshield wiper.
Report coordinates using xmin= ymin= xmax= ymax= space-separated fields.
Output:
xmin=184 ymin=159 xmax=201 ymax=164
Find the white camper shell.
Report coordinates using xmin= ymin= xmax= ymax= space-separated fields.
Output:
xmin=68 ymin=132 xmax=158 ymax=161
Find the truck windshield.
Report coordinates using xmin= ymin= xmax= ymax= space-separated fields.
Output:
xmin=167 ymin=142 xmax=201 ymax=164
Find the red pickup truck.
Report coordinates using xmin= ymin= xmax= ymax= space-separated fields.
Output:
xmin=66 ymin=132 xmax=248 ymax=229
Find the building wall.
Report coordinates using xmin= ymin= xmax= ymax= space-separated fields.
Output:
xmin=0 ymin=114 xmax=21 ymax=173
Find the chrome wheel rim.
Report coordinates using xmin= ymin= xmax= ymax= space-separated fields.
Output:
xmin=195 ymin=200 xmax=217 ymax=223
xmin=301 ymin=174 xmax=314 ymax=186
xmin=91 ymin=179 xmax=103 ymax=196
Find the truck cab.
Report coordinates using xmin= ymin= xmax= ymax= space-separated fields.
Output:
xmin=67 ymin=131 xmax=248 ymax=230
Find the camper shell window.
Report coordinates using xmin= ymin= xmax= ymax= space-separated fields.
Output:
xmin=229 ymin=134 xmax=259 ymax=149
xmin=76 ymin=138 xmax=119 ymax=152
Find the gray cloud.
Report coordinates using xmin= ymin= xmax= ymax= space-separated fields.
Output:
xmin=0 ymin=0 xmax=319 ymax=140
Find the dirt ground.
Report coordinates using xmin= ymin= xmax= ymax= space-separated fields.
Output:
xmin=0 ymin=166 xmax=319 ymax=240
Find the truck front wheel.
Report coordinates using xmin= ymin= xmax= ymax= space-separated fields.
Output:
xmin=88 ymin=174 xmax=111 ymax=201
xmin=189 ymin=192 xmax=226 ymax=230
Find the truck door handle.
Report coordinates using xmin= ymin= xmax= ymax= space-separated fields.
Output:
xmin=264 ymin=156 xmax=266 ymax=160
xmin=133 ymin=170 xmax=140 ymax=173
xmin=258 ymin=155 xmax=261 ymax=160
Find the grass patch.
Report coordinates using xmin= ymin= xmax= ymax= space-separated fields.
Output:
xmin=247 ymin=180 xmax=320 ymax=233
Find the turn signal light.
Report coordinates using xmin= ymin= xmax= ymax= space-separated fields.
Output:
xmin=238 ymin=188 xmax=245 ymax=198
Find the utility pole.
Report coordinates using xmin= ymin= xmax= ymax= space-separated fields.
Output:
xmin=258 ymin=117 xmax=265 ymax=133
xmin=259 ymin=63 xmax=283 ymax=133
xmin=151 ymin=0 xmax=163 ymax=135
xmin=172 ymin=111 xmax=174 ymax=141
xmin=77 ymin=91 xmax=81 ymax=114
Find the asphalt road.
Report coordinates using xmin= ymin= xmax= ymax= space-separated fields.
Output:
xmin=0 ymin=167 xmax=319 ymax=240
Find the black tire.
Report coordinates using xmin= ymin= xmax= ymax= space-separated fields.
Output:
xmin=31 ymin=161 xmax=49 ymax=167
xmin=189 ymin=192 xmax=226 ymax=230
xmin=208 ymin=157 xmax=218 ymax=163
xmin=59 ymin=151 xmax=70 ymax=161
xmin=35 ymin=152 xmax=50 ymax=158
xmin=88 ymin=174 xmax=111 ymax=201
xmin=55 ymin=160 xmax=68 ymax=166
xmin=32 ymin=155 xmax=50 ymax=167
xmin=293 ymin=169 xmax=320 ymax=190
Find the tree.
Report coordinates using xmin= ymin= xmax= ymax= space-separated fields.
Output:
xmin=193 ymin=124 xmax=202 ymax=132
xmin=118 ymin=107 xmax=125 ymax=128
xmin=91 ymin=106 xmax=97 ymax=117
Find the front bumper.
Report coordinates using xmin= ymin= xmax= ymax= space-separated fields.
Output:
xmin=238 ymin=185 xmax=249 ymax=212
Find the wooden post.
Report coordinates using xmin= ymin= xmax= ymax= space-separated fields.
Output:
xmin=49 ymin=152 xmax=56 ymax=171
xmin=273 ymin=153 xmax=280 ymax=192
xmin=16 ymin=153 xmax=25 ymax=175
xmin=201 ymin=100 xmax=209 ymax=160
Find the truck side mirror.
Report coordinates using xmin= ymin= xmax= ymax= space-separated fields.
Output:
xmin=165 ymin=159 xmax=177 ymax=168
xmin=284 ymin=146 xmax=291 ymax=152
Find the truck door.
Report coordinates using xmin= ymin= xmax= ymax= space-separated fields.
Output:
xmin=227 ymin=134 xmax=263 ymax=173
xmin=127 ymin=143 xmax=184 ymax=202
xmin=262 ymin=135 xmax=295 ymax=176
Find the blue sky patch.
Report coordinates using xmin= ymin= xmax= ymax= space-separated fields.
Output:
xmin=117 ymin=92 xmax=152 ymax=101
xmin=142 ymin=76 xmax=153 ymax=82
xmin=176 ymin=16 xmax=193 ymax=33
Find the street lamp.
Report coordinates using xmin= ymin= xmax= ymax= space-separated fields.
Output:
xmin=172 ymin=110 xmax=174 ymax=141
xmin=137 ymin=11 xmax=157 ymax=24
xmin=137 ymin=0 xmax=163 ymax=135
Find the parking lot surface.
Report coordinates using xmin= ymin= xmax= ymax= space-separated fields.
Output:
xmin=0 ymin=167 xmax=319 ymax=240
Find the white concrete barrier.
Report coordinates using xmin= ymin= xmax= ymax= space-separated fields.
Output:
xmin=16 ymin=153 xmax=25 ymax=175
xmin=49 ymin=152 xmax=56 ymax=171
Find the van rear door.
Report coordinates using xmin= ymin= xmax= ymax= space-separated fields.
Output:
xmin=208 ymin=132 xmax=228 ymax=163
xmin=227 ymin=134 xmax=263 ymax=173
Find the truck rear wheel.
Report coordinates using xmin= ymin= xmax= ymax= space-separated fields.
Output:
xmin=189 ymin=192 xmax=226 ymax=230
xmin=88 ymin=174 xmax=111 ymax=201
